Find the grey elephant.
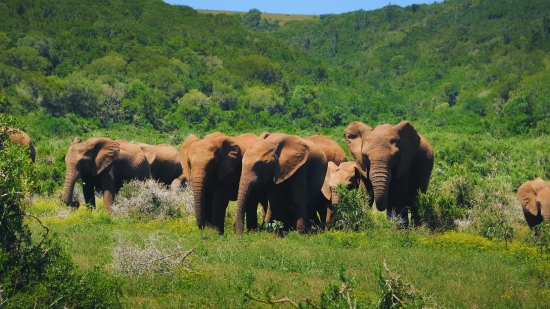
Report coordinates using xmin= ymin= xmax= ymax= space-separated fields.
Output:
xmin=64 ymin=137 xmax=151 ymax=211
xmin=137 ymin=143 xmax=183 ymax=186
xmin=235 ymin=133 xmax=328 ymax=235
xmin=344 ymin=121 xmax=433 ymax=227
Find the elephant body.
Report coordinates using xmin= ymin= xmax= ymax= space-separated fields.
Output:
xmin=183 ymin=132 xmax=262 ymax=234
xmin=517 ymin=178 xmax=550 ymax=230
xmin=235 ymin=133 xmax=328 ymax=235
xmin=305 ymin=135 xmax=348 ymax=165
xmin=344 ymin=121 xmax=433 ymax=227
xmin=64 ymin=137 xmax=151 ymax=211
xmin=137 ymin=143 xmax=182 ymax=186
xmin=4 ymin=127 xmax=35 ymax=162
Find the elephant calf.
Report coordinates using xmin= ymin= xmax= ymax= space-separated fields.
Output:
xmin=517 ymin=178 xmax=550 ymax=233
xmin=64 ymin=137 xmax=151 ymax=211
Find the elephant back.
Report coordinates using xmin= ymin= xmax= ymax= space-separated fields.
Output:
xmin=305 ymin=135 xmax=347 ymax=165
xmin=115 ymin=140 xmax=151 ymax=180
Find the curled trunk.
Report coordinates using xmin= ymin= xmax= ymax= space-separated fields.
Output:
xmin=370 ymin=168 xmax=391 ymax=211
xmin=63 ymin=168 xmax=80 ymax=207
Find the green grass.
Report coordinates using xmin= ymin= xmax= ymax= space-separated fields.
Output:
xmin=26 ymin=199 xmax=550 ymax=308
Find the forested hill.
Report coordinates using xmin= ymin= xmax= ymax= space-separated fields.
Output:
xmin=1 ymin=0 xmax=550 ymax=137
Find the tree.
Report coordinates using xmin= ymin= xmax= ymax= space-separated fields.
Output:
xmin=243 ymin=8 xmax=261 ymax=29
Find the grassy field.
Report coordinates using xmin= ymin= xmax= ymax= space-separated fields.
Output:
xmin=197 ymin=9 xmax=318 ymax=25
xmin=26 ymin=195 xmax=550 ymax=308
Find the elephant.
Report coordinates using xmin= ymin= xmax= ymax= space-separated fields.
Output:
xmin=3 ymin=127 xmax=35 ymax=162
xmin=344 ymin=121 xmax=433 ymax=227
xmin=64 ymin=137 xmax=151 ymax=211
xmin=517 ymin=178 xmax=550 ymax=232
xmin=136 ymin=143 xmax=183 ymax=186
xmin=305 ymin=135 xmax=348 ymax=165
xmin=235 ymin=133 xmax=328 ymax=235
xmin=183 ymin=132 xmax=263 ymax=234
xmin=319 ymin=161 xmax=371 ymax=229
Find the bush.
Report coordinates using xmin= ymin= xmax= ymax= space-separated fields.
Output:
xmin=112 ymin=180 xmax=193 ymax=221
xmin=417 ymin=190 xmax=465 ymax=232
xmin=0 ymin=118 xmax=118 ymax=308
xmin=332 ymin=184 xmax=374 ymax=231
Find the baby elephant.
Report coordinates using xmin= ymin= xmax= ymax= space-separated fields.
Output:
xmin=319 ymin=161 xmax=370 ymax=229
xmin=517 ymin=178 xmax=550 ymax=234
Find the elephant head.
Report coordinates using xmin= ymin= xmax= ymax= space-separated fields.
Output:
xmin=187 ymin=133 xmax=242 ymax=229
xmin=517 ymin=178 xmax=550 ymax=228
xmin=4 ymin=127 xmax=36 ymax=163
xmin=345 ymin=121 xmax=425 ymax=211
xmin=179 ymin=134 xmax=200 ymax=187
xmin=63 ymin=137 xmax=120 ymax=207
xmin=323 ymin=161 xmax=369 ymax=206
xmin=235 ymin=133 xmax=312 ymax=235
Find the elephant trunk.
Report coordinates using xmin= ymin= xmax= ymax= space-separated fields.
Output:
xmin=331 ymin=188 xmax=341 ymax=206
xmin=191 ymin=171 xmax=207 ymax=229
xmin=63 ymin=167 xmax=80 ymax=207
xmin=370 ymin=167 xmax=391 ymax=212
xmin=235 ymin=171 xmax=257 ymax=236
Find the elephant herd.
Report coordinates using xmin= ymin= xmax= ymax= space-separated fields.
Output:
xmin=5 ymin=122 xmax=550 ymax=235
xmin=59 ymin=120 xmax=436 ymax=235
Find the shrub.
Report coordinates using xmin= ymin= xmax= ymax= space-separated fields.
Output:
xmin=111 ymin=179 xmax=193 ymax=221
xmin=0 ymin=118 xmax=118 ymax=308
xmin=417 ymin=190 xmax=465 ymax=232
xmin=377 ymin=260 xmax=433 ymax=309
xmin=332 ymin=184 xmax=374 ymax=231
xmin=112 ymin=235 xmax=195 ymax=276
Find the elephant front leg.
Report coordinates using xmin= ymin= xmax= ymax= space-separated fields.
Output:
xmin=211 ymin=189 xmax=230 ymax=235
xmin=100 ymin=173 xmax=116 ymax=212
xmin=387 ymin=178 xmax=408 ymax=228
xmin=82 ymin=178 xmax=96 ymax=209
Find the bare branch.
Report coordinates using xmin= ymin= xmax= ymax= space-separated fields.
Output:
xmin=24 ymin=213 xmax=49 ymax=247
xmin=244 ymin=293 xmax=299 ymax=308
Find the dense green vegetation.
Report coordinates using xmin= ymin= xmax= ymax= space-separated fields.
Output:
xmin=2 ymin=0 xmax=550 ymax=307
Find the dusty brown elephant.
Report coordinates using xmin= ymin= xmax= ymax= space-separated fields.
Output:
xmin=3 ymin=127 xmax=36 ymax=162
xmin=344 ymin=121 xmax=433 ymax=227
xmin=319 ymin=161 xmax=371 ymax=229
xmin=305 ymin=135 xmax=348 ymax=165
xmin=235 ymin=133 xmax=328 ymax=235
xmin=137 ymin=143 xmax=183 ymax=186
xmin=517 ymin=178 xmax=550 ymax=232
xmin=183 ymin=132 xmax=263 ymax=234
xmin=64 ymin=137 xmax=151 ymax=211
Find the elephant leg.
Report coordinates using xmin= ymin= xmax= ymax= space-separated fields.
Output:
xmin=268 ymin=184 xmax=289 ymax=235
xmin=326 ymin=205 xmax=334 ymax=230
xmin=315 ymin=201 xmax=327 ymax=231
xmin=211 ymin=189 xmax=229 ymax=235
xmin=245 ymin=201 xmax=258 ymax=232
xmin=82 ymin=178 xmax=96 ymax=208
xmin=100 ymin=173 xmax=116 ymax=212
xmin=291 ymin=181 xmax=309 ymax=234
xmin=388 ymin=178 xmax=408 ymax=228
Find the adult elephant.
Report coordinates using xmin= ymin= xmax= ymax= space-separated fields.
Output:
xmin=184 ymin=132 xmax=261 ymax=234
xmin=320 ymin=161 xmax=370 ymax=229
xmin=137 ymin=143 xmax=183 ymax=186
xmin=517 ymin=178 xmax=550 ymax=232
xmin=63 ymin=137 xmax=151 ymax=211
xmin=4 ymin=127 xmax=35 ymax=162
xmin=235 ymin=133 xmax=328 ymax=235
xmin=305 ymin=135 xmax=348 ymax=165
xmin=344 ymin=121 xmax=433 ymax=227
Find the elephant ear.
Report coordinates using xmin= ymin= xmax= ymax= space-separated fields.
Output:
xmin=322 ymin=162 xmax=338 ymax=200
xmin=394 ymin=121 xmax=421 ymax=179
xmin=139 ymin=144 xmax=156 ymax=165
xmin=258 ymin=132 xmax=271 ymax=139
xmin=518 ymin=180 xmax=540 ymax=218
xmin=217 ymin=137 xmax=242 ymax=181
xmin=344 ymin=122 xmax=372 ymax=170
xmin=95 ymin=140 xmax=120 ymax=175
xmin=353 ymin=162 xmax=368 ymax=190
xmin=274 ymin=136 xmax=309 ymax=184
xmin=180 ymin=134 xmax=199 ymax=178
xmin=72 ymin=136 xmax=82 ymax=144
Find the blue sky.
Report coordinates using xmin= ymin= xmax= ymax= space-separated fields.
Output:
xmin=163 ymin=0 xmax=442 ymax=15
